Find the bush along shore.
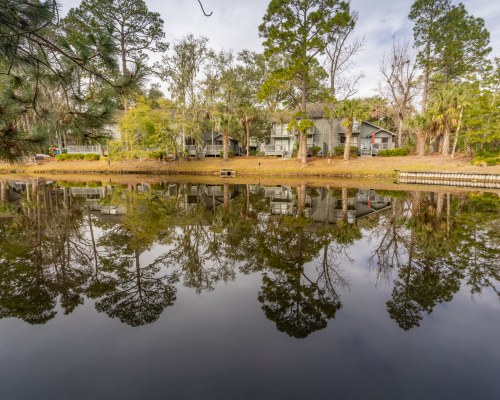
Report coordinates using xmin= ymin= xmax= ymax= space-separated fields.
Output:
xmin=1 ymin=154 xmax=499 ymax=179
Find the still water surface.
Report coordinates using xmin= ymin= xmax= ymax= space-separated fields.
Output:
xmin=0 ymin=179 xmax=499 ymax=399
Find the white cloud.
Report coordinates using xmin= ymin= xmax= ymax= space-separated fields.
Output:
xmin=59 ymin=0 xmax=500 ymax=97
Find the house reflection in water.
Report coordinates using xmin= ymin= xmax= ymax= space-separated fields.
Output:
xmin=1 ymin=179 xmax=393 ymax=224
xmin=261 ymin=185 xmax=392 ymax=224
xmin=70 ymin=182 xmax=393 ymax=224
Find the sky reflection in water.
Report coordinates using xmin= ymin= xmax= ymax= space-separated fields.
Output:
xmin=0 ymin=179 xmax=499 ymax=399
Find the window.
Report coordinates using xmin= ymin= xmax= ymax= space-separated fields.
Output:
xmin=340 ymin=136 xmax=358 ymax=146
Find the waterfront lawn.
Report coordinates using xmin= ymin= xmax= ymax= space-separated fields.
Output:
xmin=1 ymin=154 xmax=499 ymax=178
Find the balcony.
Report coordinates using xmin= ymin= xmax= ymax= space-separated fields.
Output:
xmin=205 ymin=145 xmax=223 ymax=156
xmin=360 ymin=142 xmax=395 ymax=156
xmin=264 ymin=145 xmax=286 ymax=156
xmin=271 ymin=129 xmax=292 ymax=137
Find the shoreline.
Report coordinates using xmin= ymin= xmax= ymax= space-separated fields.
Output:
xmin=2 ymin=156 xmax=499 ymax=195
xmin=1 ymin=155 xmax=499 ymax=179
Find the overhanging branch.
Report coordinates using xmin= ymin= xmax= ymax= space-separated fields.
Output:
xmin=197 ymin=0 xmax=213 ymax=17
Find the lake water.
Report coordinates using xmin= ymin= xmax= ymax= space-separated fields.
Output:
xmin=0 ymin=179 xmax=499 ymax=399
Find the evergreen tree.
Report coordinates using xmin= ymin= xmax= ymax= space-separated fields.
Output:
xmin=0 ymin=0 xmax=122 ymax=161
xmin=259 ymin=0 xmax=351 ymax=164
xmin=66 ymin=0 xmax=168 ymax=110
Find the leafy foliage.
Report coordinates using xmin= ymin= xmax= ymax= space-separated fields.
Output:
xmin=334 ymin=145 xmax=357 ymax=157
xmin=377 ymin=148 xmax=410 ymax=157
xmin=118 ymin=95 xmax=177 ymax=152
xmin=0 ymin=0 xmax=128 ymax=162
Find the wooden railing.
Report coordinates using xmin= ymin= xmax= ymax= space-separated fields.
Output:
xmin=372 ymin=142 xmax=395 ymax=152
xmin=264 ymin=145 xmax=285 ymax=156
xmin=205 ymin=145 xmax=223 ymax=156
xmin=66 ymin=145 xmax=103 ymax=154
xmin=360 ymin=142 xmax=395 ymax=156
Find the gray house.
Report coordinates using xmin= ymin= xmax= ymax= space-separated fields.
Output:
xmin=184 ymin=132 xmax=241 ymax=157
xmin=260 ymin=185 xmax=392 ymax=224
xmin=264 ymin=104 xmax=396 ymax=156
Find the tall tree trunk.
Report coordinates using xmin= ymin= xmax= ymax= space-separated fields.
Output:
xmin=223 ymin=183 xmax=230 ymax=211
xmin=341 ymin=186 xmax=348 ymax=223
xmin=465 ymin=139 xmax=473 ymax=158
xmin=328 ymin=117 xmax=334 ymax=156
xmin=223 ymin=130 xmax=229 ymax=161
xmin=135 ymin=249 xmax=142 ymax=299
xmin=87 ymin=207 xmax=99 ymax=272
xmin=297 ymin=184 xmax=306 ymax=216
xmin=120 ymin=34 xmax=129 ymax=112
xmin=416 ymin=129 xmax=425 ymax=156
xmin=0 ymin=180 xmax=5 ymax=202
xmin=300 ymin=132 xmax=307 ymax=164
xmin=181 ymin=107 xmax=186 ymax=154
xmin=300 ymin=75 xmax=308 ymax=164
xmin=441 ymin=124 xmax=451 ymax=156
xmin=246 ymin=117 xmax=250 ymax=157
xmin=245 ymin=184 xmax=250 ymax=216
xmin=397 ymin=114 xmax=404 ymax=148
xmin=343 ymin=127 xmax=352 ymax=161
xmin=421 ymin=59 xmax=430 ymax=114
xmin=411 ymin=191 xmax=422 ymax=215
xmin=435 ymin=192 xmax=445 ymax=219
xmin=451 ymin=108 xmax=464 ymax=158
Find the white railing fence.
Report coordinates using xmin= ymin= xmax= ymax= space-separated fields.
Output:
xmin=66 ymin=145 xmax=103 ymax=154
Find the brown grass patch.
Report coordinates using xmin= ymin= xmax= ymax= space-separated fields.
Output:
xmin=1 ymin=154 xmax=499 ymax=178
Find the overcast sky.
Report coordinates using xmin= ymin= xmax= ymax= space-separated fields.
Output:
xmin=60 ymin=0 xmax=500 ymax=97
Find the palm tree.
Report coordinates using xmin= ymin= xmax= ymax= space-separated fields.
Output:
xmin=427 ymin=83 xmax=463 ymax=156
xmin=334 ymin=99 xmax=370 ymax=160
xmin=407 ymin=113 xmax=432 ymax=156
xmin=213 ymin=111 xmax=239 ymax=161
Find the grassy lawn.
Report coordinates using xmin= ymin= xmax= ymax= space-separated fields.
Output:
xmin=1 ymin=154 xmax=499 ymax=178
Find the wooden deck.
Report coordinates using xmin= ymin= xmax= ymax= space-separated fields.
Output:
xmin=360 ymin=143 xmax=395 ymax=156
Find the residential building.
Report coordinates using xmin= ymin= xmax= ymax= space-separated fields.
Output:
xmin=263 ymin=104 xmax=396 ymax=157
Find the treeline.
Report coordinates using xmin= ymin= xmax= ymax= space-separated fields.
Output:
xmin=0 ymin=0 xmax=498 ymax=164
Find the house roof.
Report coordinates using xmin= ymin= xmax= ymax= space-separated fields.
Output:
xmin=202 ymin=131 xmax=239 ymax=142
xmin=338 ymin=121 xmax=396 ymax=136
xmin=361 ymin=121 xmax=396 ymax=136
xmin=270 ymin=103 xmax=327 ymax=122
xmin=270 ymin=103 xmax=397 ymax=136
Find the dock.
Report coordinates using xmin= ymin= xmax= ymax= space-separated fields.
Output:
xmin=220 ymin=169 xmax=236 ymax=178
xmin=397 ymin=171 xmax=500 ymax=189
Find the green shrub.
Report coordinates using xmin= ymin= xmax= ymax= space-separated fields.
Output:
xmin=147 ymin=151 xmax=166 ymax=160
xmin=472 ymin=149 xmax=500 ymax=166
xmin=472 ymin=156 xmax=500 ymax=166
xmin=55 ymin=153 xmax=85 ymax=161
xmin=375 ymin=189 xmax=406 ymax=199
xmin=58 ymin=180 xmax=102 ymax=188
xmin=309 ymin=145 xmax=321 ymax=156
xmin=84 ymin=153 xmax=100 ymax=161
xmin=219 ymin=150 xmax=235 ymax=158
xmin=377 ymin=148 xmax=409 ymax=157
xmin=334 ymin=146 xmax=358 ymax=158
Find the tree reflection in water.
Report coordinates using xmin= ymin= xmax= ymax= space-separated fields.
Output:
xmin=0 ymin=179 xmax=498 ymax=337
xmin=367 ymin=189 xmax=500 ymax=330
